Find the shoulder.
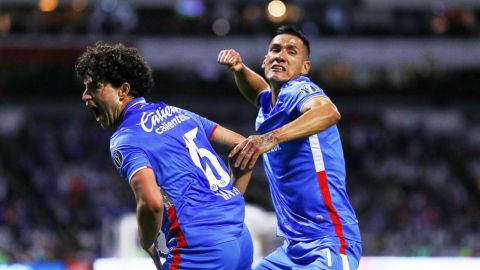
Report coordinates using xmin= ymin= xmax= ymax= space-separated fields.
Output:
xmin=257 ymin=89 xmax=272 ymax=106
xmin=287 ymin=76 xmax=323 ymax=96
xmin=110 ymin=128 xmax=137 ymax=152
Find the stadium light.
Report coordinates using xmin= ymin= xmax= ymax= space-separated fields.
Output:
xmin=267 ymin=0 xmax=287 ymax=23
xmin=38 ymin=0 xmax=58 ymax=12
xmin=268 ymin=0 xmax=286 ymax=17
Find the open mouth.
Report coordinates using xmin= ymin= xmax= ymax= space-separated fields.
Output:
xmin=271 ymin=64 xmax=285 ymax=72
xmin=93 ymin=107 xmax=100 ymax=119
xmin=88 ymin=105 xmax=101 ymax=121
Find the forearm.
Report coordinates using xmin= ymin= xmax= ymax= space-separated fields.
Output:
xmin=233 ymin=170 xmax=252 ymax=194
xmin=137 ymin=202 xmax=163 ymax=250
xmin=270 ymin=104 xmax=340 ymax=144
xmin=233 ymin=65 xmax=269 ymax=106
xmin=211 ymin=125 xmax=253 ymax=193
xmin=211 ymin=126 xmax=245 ymax=149
xmin=229 ymin=157 xmax=253 ymax=194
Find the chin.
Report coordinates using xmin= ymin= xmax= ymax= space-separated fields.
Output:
xmin=267 ymin=76 xmax=287 ymax=84
xmin=267 ymin=72 xmax=287 ymax=81
xmin=267 ymin=74 xmax=280 ymax=81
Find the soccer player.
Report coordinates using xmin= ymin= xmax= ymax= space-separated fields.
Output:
xmin=217 ymin=25 xmax=362 ymax=269
xmin=76 ymin=42 xmax=253 ymax=270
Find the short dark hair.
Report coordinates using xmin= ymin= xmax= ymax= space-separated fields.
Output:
xmin=75 ymin=42 xmax=154 ymax=98
xmin=273 ymin=25 xmax=310 ymax=57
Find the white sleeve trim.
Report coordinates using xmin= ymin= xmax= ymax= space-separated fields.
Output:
xmin=128 ymin=166 xmax=150 ymax=183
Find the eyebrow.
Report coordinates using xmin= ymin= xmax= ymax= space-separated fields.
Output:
xmin=285 ymin=44 xmax=299 ymax=51
xmin=270 ymin=43 xmax=299 ymax=49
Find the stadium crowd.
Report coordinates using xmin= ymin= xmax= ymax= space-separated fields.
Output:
xmin=0 ymin=0 xmax=478 ymax=37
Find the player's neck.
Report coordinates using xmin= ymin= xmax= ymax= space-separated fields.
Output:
xmin=269 ymin=79 xmax=284 ymax=107
xmin=270 ymin=88 xmax=279 ymax=107
xmin=115 ymin=96 xmax=135 ymax=127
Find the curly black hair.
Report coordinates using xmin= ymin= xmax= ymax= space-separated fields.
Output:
xmin=75 ymin=42 xmax=154 ymax=98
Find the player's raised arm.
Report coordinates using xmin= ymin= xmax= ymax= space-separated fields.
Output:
xmin=271 ymin=96 xmax=341 ymax=144
xmin=217 ymin=49 xmax=269 ymax=107
xmin=129 ymin=168 xmax=164 ymax=268
xmin=229 ymin=96 xmax=340 ymax=170
xmin=209 ymin=125 xmax=253 ymax=194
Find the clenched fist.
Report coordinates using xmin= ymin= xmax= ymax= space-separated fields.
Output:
xmin=217 ymin=49 xmax=244 ymax=72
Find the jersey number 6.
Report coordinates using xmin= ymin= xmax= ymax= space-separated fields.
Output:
xmin=183 ymin=128 xmax=230 ymax=191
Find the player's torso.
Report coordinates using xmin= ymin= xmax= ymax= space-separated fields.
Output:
xmin=255 ymin=83 xmax=360 ymax=241
xmin=113 ymin=101 xmax=245 ymax=247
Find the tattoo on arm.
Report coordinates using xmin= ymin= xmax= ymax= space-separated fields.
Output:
xmin=255 ymin=132 xmax=277 ymax=151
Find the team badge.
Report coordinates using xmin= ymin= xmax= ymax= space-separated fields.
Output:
xmin=300 ymin=84 xmax=318 ymax=94
xmin=112 ymin=150 xmax=123 ymax=168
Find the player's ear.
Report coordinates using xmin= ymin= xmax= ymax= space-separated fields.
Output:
xmin=301 ymin=60 xmax=311 ymax=75
xmin=261 ymin=55 xmax=267 ymax=69
xmin=119 ymin=82 xmax=131 ymax=100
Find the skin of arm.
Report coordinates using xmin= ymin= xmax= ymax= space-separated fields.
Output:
xmin=230 ymin=96 xmax=341 ymax=170
xmin=217 ymin=49 xmax=269 ymax=106
xmin=210 ymin=125 xmax=253 ymax=194
xmin=130 ymin=168 xmax=164 ymax=268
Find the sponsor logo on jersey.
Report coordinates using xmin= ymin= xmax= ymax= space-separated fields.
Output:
xmin=112 ymin=149 xmax=123 ymax=168
xmin=139 ymin=106 xmax=191 ymax=134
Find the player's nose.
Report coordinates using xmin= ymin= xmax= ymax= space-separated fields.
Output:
xmin=81 ymin=89 xmax=92 ymax=102
xmin=272 ymin=51 xmax=286 ymax=62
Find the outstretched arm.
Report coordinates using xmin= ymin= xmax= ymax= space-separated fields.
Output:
xmin=230 ymin=96 xmax=341 ymax=169
xmin=130 ymin=168 xmax=163 ymax=269
xmin=210 ymin=125 xmax=253 ymax=194
xmin=217 ymin=49 xmax=269 ymax=106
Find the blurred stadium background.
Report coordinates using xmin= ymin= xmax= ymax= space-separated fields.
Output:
xmin=0 ymin=0 xmax=479 ymax=269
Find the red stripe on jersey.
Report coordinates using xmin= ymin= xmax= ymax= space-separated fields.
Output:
xmin=170 ymin=247 xmax=181 ymax=270
xmin=168 ymin=206 xmax=188 ymax=268
xmin=316 ymin=170 xmax=348 ymax=254
xmin=208 ymin=124 xmax=219 ymax=140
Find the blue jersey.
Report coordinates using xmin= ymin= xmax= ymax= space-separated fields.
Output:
xmin=110 ymin=98 xmax=245 ymax=249
xmin=256 ymin=76 xmax=361 ymax=251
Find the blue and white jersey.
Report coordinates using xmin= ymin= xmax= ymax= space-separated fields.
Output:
xmin=110 ymin=98 xmax=245 ymax=249
xmin=256 ymin=76 xmax=361 ymax=252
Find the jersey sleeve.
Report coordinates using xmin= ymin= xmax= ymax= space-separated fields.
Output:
xmin=183 ymin=109 xmax=218 ymax=140
xmin=257 ymin=90 xmax=271 ymax=107
xmin=111 ymin=143 xmax=151 ymax=183
xmin=294 ymin=82 xmax=326 ymax=112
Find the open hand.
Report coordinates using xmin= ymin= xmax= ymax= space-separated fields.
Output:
xmin=228 ymin=132 xmax=278 ymax=170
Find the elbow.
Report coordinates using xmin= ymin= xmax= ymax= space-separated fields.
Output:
xmin=328 ymin=109 xmax=341 ymax=125
xmin=137 ymin=198 xmax=164 ymax=216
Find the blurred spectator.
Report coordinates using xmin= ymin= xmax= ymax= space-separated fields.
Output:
xmin=0 ymin=1 xmax=477 ymax=37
